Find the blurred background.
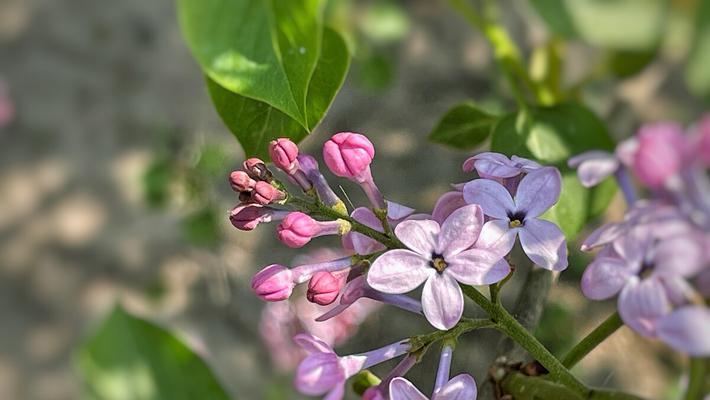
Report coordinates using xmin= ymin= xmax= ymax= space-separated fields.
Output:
xmin=0 ymin=0 xmax=707 ymax=399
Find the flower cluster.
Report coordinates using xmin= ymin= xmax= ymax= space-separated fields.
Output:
xmin=228 ymin=132 xmax=568 ymax=399
xmin=571 ymin=117 xmax=710 ymax=356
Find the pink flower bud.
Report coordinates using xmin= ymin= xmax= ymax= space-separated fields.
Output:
xmin=323 ymin=132 xmax=375 ymax=179
xmin=243 ymin=157 xmax=272 ymax=181
xmin=228 ymin=170 xmax=255 ymax=192
xmin=277 ymin=212 xmax=320 ymax=248
xmin=633 ymin=123 xmax=687 ymax=188
xmin=306 ymin=271 xmax=342 ymax=305
xmin=229 ymin=204 xmax=288 ymax=231
xmin=269 ymin=138 xmax=300 ymax=174
xmin=251 ymin=181 xmax=284 ymax=205
xmin=251 ymin=264 xmax=294 ymax=301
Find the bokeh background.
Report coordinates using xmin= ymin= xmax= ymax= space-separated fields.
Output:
xmin=0 ymin=0 xmax=707 ymax=399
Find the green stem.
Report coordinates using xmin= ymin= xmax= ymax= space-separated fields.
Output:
xmin=684 ymin=358 xmax=708 ymax=400
xmin=461 ymin=285 xmax=589 ymax=396
xmin=501 ymin=372 xmax=645 ymax=400
xmin=409 ymin=318 xmax=495 ymax=354
xmin=561 ymin=312 xmax=623 ymax=369
xmin=447 ymin=0 xmax=538 ymax=108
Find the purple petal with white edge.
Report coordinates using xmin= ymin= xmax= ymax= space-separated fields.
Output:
xmin=657 ymin=306 xmax=710 ymax=356
xmin=476 ymin=220 xmax=517 ymax=258
xmin=293 ymin=333 xmax=335 ymax=354
xmin=570 ymin=151 xmax=619 ymax=188
xmin=446 ymin=249 xmax=510 ymax=285
xmin=618 ymin=277 xmax=671 ymax=337
xmin=394 ymin=219 xmax=440 ymax=256
xmin=581 ymin=256 xmax=633 ymax=300
xmin=518 ymin=218 xmax=568 ymax=271
xmin=581 ymin=221 xmax=627 ymax=251
xmin=438 ymin=204 xmax=483 ymax=257
xmin=511 ymin=155 xmax=542 ymax=172
xmin=389 ymin=377 xmax=428 ymax=400
xmin=422 ymin=273 xmax=464 ymax=330
xmin=515 ymin=167 xmax=562 ymax=218
xmin=387 ymin=200 xmax=416 ymax=221
xmin=432 ymin=191 xmax=468 ymax=224
xmin=462 ymin=179 xmax=514 ymax=219
xmin=434 ymin=374 xmax=478 ymax=400
xmin=653 ymin=233 xmax=706 ymax=277
xmin=367 ymin=249 xmax=433 ymax=294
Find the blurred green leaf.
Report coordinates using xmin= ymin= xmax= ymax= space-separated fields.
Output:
xmin=194 ymin=144 xmax=230 ymax=178
xmin=77 ymin=305 xmax=230 ymax=400
xmin=183 ymin=206 xmax=222 ymax=248
xmin=355 ymin=52 xmax=394 ymax=92
xmin=428 ymin=102 xmax=499 ymax=149
xmin=142 ymin=158 xmax=174 ymax=208
xmin=530 ymin=0 xmax=668 ymax=51
xmin=178 ymin=0 xmax=350 ymax=157
xmin=490 ymin=103 xmax=616 ymax=238
xmin=360 ymin=0 xmax=410 ymax=44
xmin=608 ymin=49 xmax=657 ymax=78
xmin=686 ymin=0 xmax=710 ymax=99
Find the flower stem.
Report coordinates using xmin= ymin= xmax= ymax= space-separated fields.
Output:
xmin=684 ymin=358 xmax=708 ymax=400
xmin=501 ymin=371 xmax=644 ymax=400
xmin=461 ymin=285 xmax=589 ymax=396
xmin=561 ymin=312 xmax=623 ymax=369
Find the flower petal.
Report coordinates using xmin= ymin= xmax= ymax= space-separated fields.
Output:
xmin=367 ymin=249 xmax=432 ymax=294
xmin=394 ymin=219 xmax=440 ymax=256
xmin=515 ymin=167 xmax=562 ymax=218
xmin=293 ymin=333 xmax=334 ymax=354
xmin=462 ymin=179 xmax=514 ymax=219
xmin=323 ymin=383 xmax=346 ymax=400
xmin=446 ymin=249 xmax=510 ymax=285
xmin=422 ymin=273 xmax=464 ymax=330
xmin=386 ymin=200 xmax=416 ymax=221
xmin=476 ymin=220 xmax=516 ymax=258
xmin=581 ymin=221 xmax=626 ymax=251
xmin=518 ymin=219 xmax=568 ymax=271
xmin=568 ymin=151 xmax=619 ymax=187
xmin=434 ymin=374 xmax=478 ymax=400
xmin=438 ymin=204 xmax=483 ymax=257
xmin=580 ymin=256 xmax=633 ymax=300
xmin=295 ymin=353 xmax=343 ymax=396
xmin=618 ymin=277 xmax=671 ymax=337
xmin=657 ymin=306 xmax=710 ymax=356
xmin=432 ymin=191 xmax=468 ymax=224
xmin=463 ymin=152 xmax=520 ymax=178
xmin=653 ymin=233 xmax=706 ymax=277
xmin=349 ymin=207 xmax=386 ymax=255
xmin=389 ymin=377 xmax=428 ymax=400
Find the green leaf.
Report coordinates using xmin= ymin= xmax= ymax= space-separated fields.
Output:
xmin=76 ymin=305 xmax=230 ymax=400
xmin=530 ymin=0 xmax=668 ymax=51
xmin=686 ymin=0 xmax=710 ymax=99
xmin=183 ymin=206 xmax=223 ymax=248
xmin=178 ymin=0 xmax=350 ymax=156
xmin=206 ymin=26 xmax=349 ymax=158
xmin=608 ymin=49 xmax=658 ymax=78
xmin=428 ymin=102 xmax=499 ymax=149
xmin=490 ymin=103 xmax=616 ymax=238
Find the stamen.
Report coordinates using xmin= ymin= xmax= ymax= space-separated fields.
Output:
xmin=509 ymin=219 xmax=522 ymax=228
xmin=430 ymin=257 xmax=448 ymax=273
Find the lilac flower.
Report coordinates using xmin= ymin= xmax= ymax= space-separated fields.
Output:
xmin=581 ymin=228 xmax=706 ymax=338
xmin=656 ymin=306 xmax=710 ymax=356
xmin=293 ymin=333 xmax=409 ymax=399
xmin=367 ymin=204 xmax=511 ymax=330
xmin=463 ymin=167 xmax=568 ymax=271
xmin=342 ymin=202 xmax=415 ymax=255
xmin=389 ymin=345 xmax=477 ymax=400
xmin=462 ymin=152 xmax=541 ymax=179
xmin=568 ymin=151 xmax=621 ymax=188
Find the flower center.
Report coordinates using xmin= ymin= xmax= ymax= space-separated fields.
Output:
xmin=430 ymin=254 xmax=448 ymax=273
xmin=507 ymin=211 xmax=526 ymax=228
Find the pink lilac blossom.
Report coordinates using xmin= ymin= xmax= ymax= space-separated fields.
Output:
xmin=463 ymin=167 xmax=568 ymax=271
xmin=277 ymin=212 xmax=348 ymax=248
xmin=229 ymin=204 xmax=289 ymax=231
xmin=388 ymin=345 xmax=477 ymax=400
xmin=632 ymin=122 xmax=688 ymax=189
xmin=251 ymin=257 xmax=354 ymax=302
xmin=367 ymin=204 xmax=511 ymax=330
xmin=294 ymin=333 xmax=409 ymax=399
xmin=307 ymin=271 xmax=344 ymax=306
xmin=269 ymin=138 xmax=300 ymax=174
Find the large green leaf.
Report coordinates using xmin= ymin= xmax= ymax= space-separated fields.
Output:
xmin=178 ymin=0 xmax=350 ymax=156
xmin=529 ymin=0 xmax=667 ymax=51
xmin=77 ymin=305 xmax=230 ymax=400
xmin=206 ymin=27 xmax=349 ymax=158
xmin=428 ymin=102 xmax=499 ymax=149
xmin=686 ymin=0 xmax=710 ymax=100
xmin=490 ymin=103 xmax=616 ymax=238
